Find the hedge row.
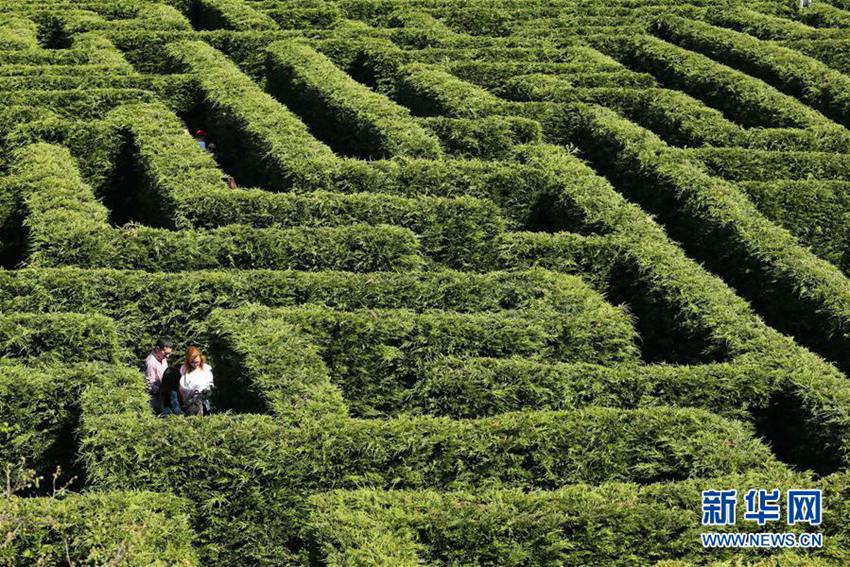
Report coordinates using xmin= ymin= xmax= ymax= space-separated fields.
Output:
xmin=261 ymin=2 xmax=341 ymax=31
xmin=206 ymin=300 xmax=639 ymax=416
xmin=506 ymin=78 xmax=744 ymax=147
xmin=394 ymin=62 xmax=506 ymax=118
xmin=105 ymin=91 xmax=596 ymax=235
xmin=0 ymin=313 xmax=119 ymax=365
xmin=687 ymin=146 xmax=850 ymax=181
xmin=547 ymin=103 xmax=850 ymax=376
xmin=736 ymin=179 xmax=850 ymax=268
xmin=494 ymin=230 xmax=618 ymax=288
xmin=265 ymin=39 xmax=442 ymax=159
xmin=383 ymin=8 xmax=460 ymax=48
xmin=741 ymin=125 xmax=850 ymax=153
xmin=81 ymin=408 xmax=783 ymax=564
xmin=0 ymin=491 xmax=198 ymax=565
xmin=0 ymin=267 xmax=608 ymax=356
xmin=8 ymin=142 xmax=424 ymax=272
xmin=652 ymin=15 xmax=850 ymax=127
xmin=304 ymin=471 xmax=848 ymax=565
xmin=592 ymin=32 xmax=833 ymax=129
xmin=206 ymin=310 xmax=347 ymax=420
xmin=0 ymin=15 xmax=38 ymax=50
xmin=508 ymin=141 xmax=850 ymax=472
xmin=446 ymin=60 xmax=653 ymax=92
xmin=0 ymin=362 xmax=143 ymax=481
xmin=784 ymin=38 xmax=850 ymax=75
xmin=410 ymin=356 xmax=779 ymax=420
xmin=108 ymin=103 xmax=506 ymax=268
xmin=0 ymin=88 xmax=161 ymax=119
xmin=181 ymin=0 xmax=278 ymax=31
xmin=32 ymin=223 xmax=425 ymax=272
xmin=165 ymin=39 xmax=338 ymax=189
xmin=704 ymin=6 xmax=819 ymax=40
xmin=416 ymin=115 xmax=541 ymax=158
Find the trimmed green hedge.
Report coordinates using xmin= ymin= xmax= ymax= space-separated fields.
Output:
xmin=736 ymin=179 xmax=850 ymax=267
xmin=652 ymin=15 xmax=850 ymax=127
xmin=304 ymin=470 xmax=849 ymax=565
xmin=206 ymin=311 xmax=347 ymax=420
xmin=592 ymin=32 xmax=833 ymax=129
xmin=166 ymin=39 xmax=338 ymax=189
xmin=265 ymin=39 xmax=442 ymax=159
xmin=207 ymin=302 xmax=639 ymax=416
xmin=0 ymin=313 xmax=120 ymax=364
xmin=0 ymin=267 xmax=607 ymax=357
xmin=417 ymin=115 xmax=541 ymax=158
xmin=0 ymin=88 xmax=162 ymax=119
xmin=90 ymin=104 xmax=506 ymax=269
xmin=81 ymin=408 xmax=783 ymax=564
xmin=0 ymin=15 xmax=39 ymax=50
xmin=0 ymin=362 xmax=144 ymax=482
xmin=185 ymin=0 xmax=278 ymax=31
xmin=0 ymin=491 xmax=198 ymax=565
xmin=445 ymin=60 xmax=652 ymax=93
xmin=506 ymin=77 xmax=744 ymax=146
xmin=7 ymin=142 xmax=424 ymax=272
xmin=704 ymin=6 xmax=818 ymax=40
xmin=34 ymin=223 xmax=425 ymax=272
xmin=687 ymin=147 xmax=850 ymax=181
xmin=410 ymin=356 xmax=778 ymax=420
xmin=547 ymin=103 xmax=850 ymax=376
xmin=393 ymin=62 xmax=505 ymax=118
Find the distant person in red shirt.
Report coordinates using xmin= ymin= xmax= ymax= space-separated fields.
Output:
xmin=194 ymin=129 xmax=208 ymax=151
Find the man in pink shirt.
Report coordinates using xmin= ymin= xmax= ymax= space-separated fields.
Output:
xmin=143 ymin=336 xmax=173 ymax=413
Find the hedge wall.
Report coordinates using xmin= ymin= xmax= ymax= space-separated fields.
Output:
xmin=81 ymin=408 xmax=783 ymax=564
xmin=304 ymin=470 xmax=849 ymax=565
xmin=736 ymin=179 xmax=850 ymax=268
xmin=0 ymin=491 xmax=198 ymax=565
xmin=0 ymin=362 xmax=145 ymax=483
xmin=505 ymin=77 xmax=745 ymax=147
xmin=652 ymin=15 xmax=850 ymax=127
xmin=6 ymin=142 xmax=424 ymax=272
xmin=0 ymin=15 xmax=39 ymax=50
xmin=206 ymin=300 xmax=638 ymax=416
xmin=410 ymin=356 xmax=778 ymax=420
xmin=165 ymin=39 xmax=339 ymax=189
xmin=687 ymin=147 xmax=850 ymax=181
xmin=265 ymin=39 xmax=442 ymax=159
xmin=547 ymin=103 xmax=850 ymax=376
xmin=107 ymin=103 xmax=505 ymax=269
xmin=416 ymin=115 xmax=541 ymax=158
xmin=592 ymin=32 xmax=833 ymax=129
xmin=0 ymin=267 xmax=609 ymax=356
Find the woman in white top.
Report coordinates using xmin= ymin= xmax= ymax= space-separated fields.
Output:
xmin=179 ymin=346 xmax=214 ymax=416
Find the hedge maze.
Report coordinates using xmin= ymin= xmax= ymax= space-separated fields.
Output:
xmin=5 ymin=0 xmax=850 ymax=564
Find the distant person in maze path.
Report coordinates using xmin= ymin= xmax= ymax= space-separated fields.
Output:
xmin=193 ymin=129 xmax=208 ymax=151
xmin=191 ymin=128 xmax=236 ymax=189
xmin=142 ymin=336 xmax=173 ymax=414
xmin=179 ymin=346 xmax=214 ymax=416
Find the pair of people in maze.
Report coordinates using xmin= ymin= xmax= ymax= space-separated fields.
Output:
xmin=142 ymin=337 xmax=214 ymax=417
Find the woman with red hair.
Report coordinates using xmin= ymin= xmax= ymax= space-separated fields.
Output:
xmin=179 ymin=346 xmax=214 ymax=415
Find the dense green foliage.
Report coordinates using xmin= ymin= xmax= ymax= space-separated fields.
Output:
xmin=7 ymin=0 xmax=850 ymax=564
